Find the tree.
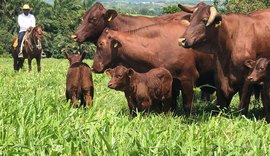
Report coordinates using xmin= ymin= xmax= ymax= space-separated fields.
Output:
xmin=0 ymin=0 xmax=96 ymax=58
xmin=214 ymin=0 xmax=267 ymax=14
xmin=162 ymin=5 xmax=182 ymax=14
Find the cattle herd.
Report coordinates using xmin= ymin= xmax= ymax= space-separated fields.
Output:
xmin=40 ymin=2 xmax=270 ymax=121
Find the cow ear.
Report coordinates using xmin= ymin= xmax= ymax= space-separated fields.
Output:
xmin=214 ymin=15 xmax=222 ymax=28
xmin=105 ymin=68 xmax=112 ymax=77
xmin=267 ymin=59 xmax=270 ymax=69
xmin=127 ymin=69 xmax=134 ymax=78
xmin=105 ymin=10 xmax=118 ymax=22
xmin=80 ymin=52 xmax=86 ymax=61
xmin=111 ymin=39 xmax=122 ymax=49
xmin=244 ymin=59 xmax=255 ymax=69
xmin=64 ymin=51 xmax=71 ymax=60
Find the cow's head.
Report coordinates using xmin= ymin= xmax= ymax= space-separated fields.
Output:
xmin=72 ymin=2 xmax=118 ymax=44
xmin=245 ymin=58 xmax=270 ymax=85
xmin=92 ymin=28 xmax=121 ymax=73
xmin=178 ymin=2 xmax=222 ymax=48
xmin=64 ymin=52 xmax=86 ymax=65
xmin=105 ymin=65 xmax=134 ymax=91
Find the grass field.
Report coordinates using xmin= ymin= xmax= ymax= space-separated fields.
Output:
xmin=0 ymin=58 xmax=270 ymax=155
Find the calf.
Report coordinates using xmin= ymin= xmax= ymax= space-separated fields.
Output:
xmin=105 ymin=65 xmax=173 ymax=116
xmin=65 ymin=52 xmax=94 ymax=108
xmin=245 ymin=58 xmax=270 ymax=123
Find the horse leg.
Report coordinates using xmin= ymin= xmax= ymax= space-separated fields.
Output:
xmin=18 ymin=59 xmax=24 ymax=70
xmin=28 ymin=58 xmax=32 ymax=72
xmin=36 ymin=57 xmax=41 ymax=72
xmin=13 ymin=58 xmax=18 ymax=71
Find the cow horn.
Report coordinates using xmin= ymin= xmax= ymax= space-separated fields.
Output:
xmin=206 ymin=6 xmax=218 ymax=27
xmin=178 ymin=4 xmax=196 ymax=13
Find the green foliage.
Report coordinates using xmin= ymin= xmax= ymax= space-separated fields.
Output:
xmin=0 ymin=58 xmax=269 ymax=155
xmin=214 ymin=0 xmax=268 ymax=14
xmin=225 ymin=0 xmax=267 ymax=14
xmin=0 ymin=0 xmax=95 ymax=58
xmin=162 ymin=5 xmax=182 ymax=14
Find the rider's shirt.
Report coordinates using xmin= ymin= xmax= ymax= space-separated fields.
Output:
xmin=18 ymin=13 xmax=36 ymax=32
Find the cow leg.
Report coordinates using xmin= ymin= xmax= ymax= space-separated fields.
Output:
xmin=262 ymin=88 xmax=270 ymax=123
xmin=216 ymin=87 xmax=234 ymax=110
xmin=253 ymin=84 xmax=261 ymax=102
xmin=28 ymin=58 xmax=32 ymax=72
xmin=162 ymin=97 xmax=172 ymax=113
xmin=66 ymin=90 xmax=70 ymax=102
xmin=171 ymin=79 xmax=180 ymax=112
xmin=180 ymin=80 xmax=194 ymax=114
xmin=71 ymin=92 xmax=78 ymax=108
xmin=36 ymin=57 xmax=41 ymax=72
xmin=238 ymin=80 xmax=253 ymax=114
xmin=127 ymin=96 xmax=136 ymax=117
xmin=84 ymin=91 xmax=93 ymax=108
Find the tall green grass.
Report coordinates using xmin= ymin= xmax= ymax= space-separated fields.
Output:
xmin=0 ymin=58 xmax=269 ymax=155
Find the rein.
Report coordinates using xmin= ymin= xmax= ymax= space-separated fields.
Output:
xmin=25 ymin=27 xmax=42 ymax=52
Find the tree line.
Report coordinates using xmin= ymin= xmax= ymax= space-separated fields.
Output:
xmin=0 ymin=0 xmax=95 ymax=58
xmin=0 ymin=0 xmax=269 ymax=58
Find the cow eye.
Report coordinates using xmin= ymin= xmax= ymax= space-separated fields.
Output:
xmin=202 ymin=18 xmax=208 ymax=24
xmin=259 ymin=67 xmax=265 ymax=71
xmin=89 ymin=17 xmax=97 ymax=23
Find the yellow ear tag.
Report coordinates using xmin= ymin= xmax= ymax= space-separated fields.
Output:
xmin=181 ymin=20 xmax=190 ymax=27
xmin=108 ymin=16 xmax=113 ymax=22
xmin=114 ymin=42 xmax=118 ymax=48
xmin=215 ymin=21 xmax=222 ymax=28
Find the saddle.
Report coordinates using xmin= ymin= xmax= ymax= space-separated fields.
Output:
xmin=12 ymin=30 xmax=31 ymax=51
xmin=12 ymin=37 xmax=18 ymax=50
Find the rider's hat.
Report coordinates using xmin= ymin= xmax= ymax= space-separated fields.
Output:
xmin=22 ymin=4 xmax=31 ymax=10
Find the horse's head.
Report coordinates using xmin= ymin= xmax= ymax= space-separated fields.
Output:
xmin=30 ymin=26 xmax=43 ymax=50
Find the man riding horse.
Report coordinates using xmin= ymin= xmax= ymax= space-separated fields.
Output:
xmin=17 ymin=4 xmax=46 ymax=58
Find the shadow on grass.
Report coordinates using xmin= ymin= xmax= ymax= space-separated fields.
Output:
xmin=115 ymin=91 xmax=266 ymax=124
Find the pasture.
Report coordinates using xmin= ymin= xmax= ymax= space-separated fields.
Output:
xmin=0 ymin=58 xmax=269 ymax=155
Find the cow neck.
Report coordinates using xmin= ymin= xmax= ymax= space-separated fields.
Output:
xmin=117 ymin=31 xmax=158 ymax=64
xmin=212 ymin=16 xmax=233 ymax=63
xmin=122 ymin=74 xmax=137 ymax=96
xmin=70 ymin=61 xmax=82 ymax=67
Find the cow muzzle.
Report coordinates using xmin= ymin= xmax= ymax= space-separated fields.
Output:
xmin=178 ymin=38 xmax=188 ymax=48
xmin=108 ymin=82 xmax=113 ymax=88
xmin=71 ymin=34 xmax=78 ymax=41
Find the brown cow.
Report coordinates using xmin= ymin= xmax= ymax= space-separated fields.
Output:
xmin=105 ymin=65 xmax=173 ymax=116
xmin=65 ymin=52 xmax=94 ymax=108
xmin=92 ymin=22 xmax=215 ymax=114
xmin=178 ymin=3 xmax=270 ymax=113
xmin=72 ymin=2 xmax=190 ymax=44
xmin=245 ymin=58 xmax=270 ymax=122
xmin=72 ymin=2 xmax=217 ymax=110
